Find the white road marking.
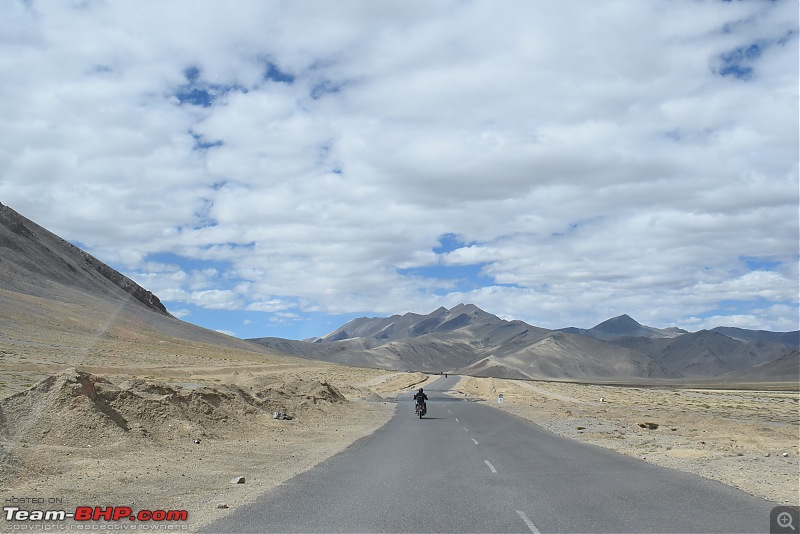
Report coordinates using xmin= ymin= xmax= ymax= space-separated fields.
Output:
xmin=463 ymin=427 xmax=469 ymax=432
xmin=448 ymin=409 xmax=452 ymax=413
xmin=471 ymin=438 xmax=478 ymax=445
xmin=455 ymin=418 xmax=459 ymax=422
xmin=484 ymin=460 xmax=497 ymax=473
xmin=516 ymin=510 xmax=541 ymax=533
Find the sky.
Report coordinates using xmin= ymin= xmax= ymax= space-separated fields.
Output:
xmin=1 ymin=1 xmax=798 ymax=340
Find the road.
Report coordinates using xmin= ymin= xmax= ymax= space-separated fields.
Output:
xmin=202 ymin=376 xmax=776 ymax=533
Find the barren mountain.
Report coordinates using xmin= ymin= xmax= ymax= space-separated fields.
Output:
xmin=607 ymin=330 xmax=796 ymax=378
xmin=316 ymin=304 xmax=512 ymax=342
xmin=253 ymin=304 xmax=549 ymax=374
xmin=0 ymin=202 xmax=290 ymax=366
xmin=250 ymin=306 xmax=798 ymax=382
xmin=709 ymin=326 xmax=799 ymax=347
xmin=716 ymin=350 xmax=800 ymax=381
xmin=461 ymin=331 xmax=676 ymax=380
xmin=0 ymin=202 xmax=168 ymax=315
xmin=559 ymin=314 xmax=686 ymax=340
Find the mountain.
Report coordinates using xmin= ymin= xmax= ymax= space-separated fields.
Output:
xmin=607 ymin=330 xmax=794 ymax=378
xmin=716 ymin=350 xmax=800 ymax=381
xmin=253 ymin=304 xmax=558 ymax=375
xmin=709 ymin=327 xmax=799 ymax=347
xmin=250 ymin=307 xmax=798 ymax=382
xmin=0 ymin=202 xmax=285 ymax=357
xmin=0 ymin=202 xmax=169 ymax=316
xmin=317 ymin=304 xmax=504 ymax=342
xmin=559 ymin=314 xmax=685 ymax=340
xmin=459 ymin=331 xmax=675 ymax=380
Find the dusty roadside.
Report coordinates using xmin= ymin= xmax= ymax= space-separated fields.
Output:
xmin=0 ymin=368 xmax=435 ymax=531
xmin=452 ymin=375 xmax=799 ymax=505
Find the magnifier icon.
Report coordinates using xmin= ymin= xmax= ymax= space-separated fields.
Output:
xmin=778 ymin=511 xmax=796 ymax=531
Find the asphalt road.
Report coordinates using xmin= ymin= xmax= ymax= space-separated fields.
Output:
xmin=202 ymin=376 xmax=777 ymax=533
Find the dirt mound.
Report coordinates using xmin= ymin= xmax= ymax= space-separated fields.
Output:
xmin=0 ymin=369 xmax=348 ymax=446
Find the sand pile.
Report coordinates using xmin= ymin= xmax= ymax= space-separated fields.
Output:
xmin=0 ymin=368 xmax=348 ymax=447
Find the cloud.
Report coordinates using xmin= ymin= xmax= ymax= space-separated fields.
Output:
xmin=170 ymin=309 xmax=191 ymax=320
xmin=214 ymin=330 xmax=237 ymax=338
xmin=0 ymin=0 xmax=796 ymax=335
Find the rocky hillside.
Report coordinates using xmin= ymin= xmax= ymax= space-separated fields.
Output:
xmin=0 ymin=202 xmax=168 ymax=315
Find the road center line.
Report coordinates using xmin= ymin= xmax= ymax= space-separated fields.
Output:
xmin=471 ymin=438 xmax=478 ymax=445
xmin=463 ymin=427 xmax=469 ymax=432
xmin=484 ymin=460 xmax=497 ymax=473
xmin=516 ymin=510 xmax=541 ymax=533
xmin=455 ymin=418 xmax=459 ymax=422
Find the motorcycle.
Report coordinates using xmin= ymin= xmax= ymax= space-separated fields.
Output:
xmin=415 ymin=401 xmax=427 ymax=418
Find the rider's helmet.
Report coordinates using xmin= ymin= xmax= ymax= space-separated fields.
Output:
xmin=418 ymin=388 xmax=424 ymax=393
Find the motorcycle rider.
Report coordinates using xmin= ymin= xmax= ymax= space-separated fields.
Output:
xmin=413 ymin=388 xmax=428 ymax=413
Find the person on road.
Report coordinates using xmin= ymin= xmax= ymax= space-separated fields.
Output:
xmin=413 ymin=388 xmax=428 ymax=413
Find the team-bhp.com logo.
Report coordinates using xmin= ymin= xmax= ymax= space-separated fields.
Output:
xmin=4 ymin=505 xmax=188 ymax=523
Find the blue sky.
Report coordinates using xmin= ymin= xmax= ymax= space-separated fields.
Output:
xmin=1 ymin=1 xmax=798 ymax=339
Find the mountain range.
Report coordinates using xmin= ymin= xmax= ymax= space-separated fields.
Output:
xmin=1 ymin=202 xmax=797 ymax=384
xmin=249 ymin=305 xmax=799 ymax=382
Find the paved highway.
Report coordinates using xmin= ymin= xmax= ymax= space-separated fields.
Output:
xmin=202 ymin=376 xmax=776 ymax=533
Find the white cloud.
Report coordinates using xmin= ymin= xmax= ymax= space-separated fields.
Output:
xmin=214 ymin=330 xmax=237 ymax=338
xmin=170 ymin=309 xmax=191 ymax=320
xmin=246 ymin=300 xmax=292 ymax=313
xmin=0 ymin=0 xmax=796 ymax=333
